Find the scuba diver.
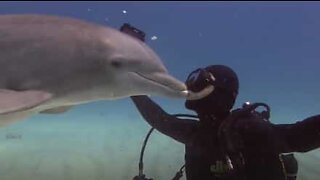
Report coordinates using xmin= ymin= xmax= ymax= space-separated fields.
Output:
xmin=120 ymin=24 xmax=320 ymax=180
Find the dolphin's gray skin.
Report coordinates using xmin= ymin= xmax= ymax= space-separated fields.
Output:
xmin=0 ymin=14 xmax=188 ymax=126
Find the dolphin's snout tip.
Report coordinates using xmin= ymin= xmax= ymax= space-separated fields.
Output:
xmin=171 ymin=82 xmax=189 ymax=98
xmin=171 ymin=89 xmax=189 ymax=98
xmin=181 ymin=90 xmax=189 ymax=96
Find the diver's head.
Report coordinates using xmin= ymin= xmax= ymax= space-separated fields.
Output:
xmin=185 ymin=65 xmax=239 ymax=118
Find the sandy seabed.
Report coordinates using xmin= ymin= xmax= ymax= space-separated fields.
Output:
xmin=0 ymin=112 xmax=319 ymax=180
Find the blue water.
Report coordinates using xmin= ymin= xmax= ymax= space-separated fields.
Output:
xmin=0 ymin=2 xmax=319 ymax=180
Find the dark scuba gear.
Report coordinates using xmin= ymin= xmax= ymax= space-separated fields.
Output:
xmin=120 ymin=23 xmax=298 ymax=180
xmin=217 ymin=102 xmax=271 ymax=171
xmin=133 ymin=102 xmax=298 ymax=180
xmin=185 ymin=65 xmax=239 ymax=114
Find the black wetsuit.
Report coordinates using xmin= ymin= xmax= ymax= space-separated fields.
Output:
xmin=131 ymin=96 xmax=320 ymax=180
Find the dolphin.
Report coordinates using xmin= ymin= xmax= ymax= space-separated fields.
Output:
xmin=0 ymin=14 xmax=188 ymax=126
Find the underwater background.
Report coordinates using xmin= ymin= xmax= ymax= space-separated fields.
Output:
xmin=0 ymin=1 xmax=319 ymax=180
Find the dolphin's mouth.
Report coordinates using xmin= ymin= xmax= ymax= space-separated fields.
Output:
xmin=130 ymin=72 xmax=188 ymax=97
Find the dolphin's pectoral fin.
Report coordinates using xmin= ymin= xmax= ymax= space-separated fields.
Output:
xmin=0 ymin=89 xmax=52 ymax=115
xmin=40 ymin=105 xmax=74 ymax=114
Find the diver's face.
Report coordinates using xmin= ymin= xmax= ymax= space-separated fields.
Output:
xmin=185 ymin=68 xmax=238 ymax=117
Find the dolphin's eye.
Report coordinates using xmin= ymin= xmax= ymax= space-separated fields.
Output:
xmin=111 ymin=60 xmax=123 ymax=68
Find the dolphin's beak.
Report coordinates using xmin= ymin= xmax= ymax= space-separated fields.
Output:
xmin=130 ymin=72 xmax=188 ymax=98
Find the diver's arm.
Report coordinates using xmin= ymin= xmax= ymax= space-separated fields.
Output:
xmin=275 ymin=114 xmax=320 ymax=153
xmin=131 ymin=95 xmax=197 ymax=145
